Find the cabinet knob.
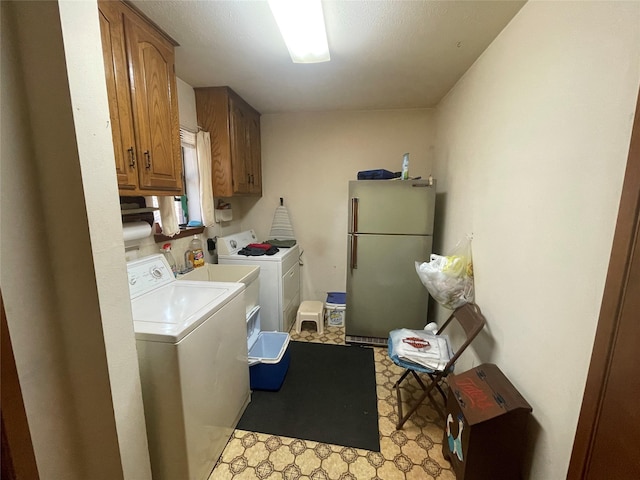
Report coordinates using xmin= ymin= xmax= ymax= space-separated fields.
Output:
xmin=127 ymin=147 xmax=136 ymax=168
xmin=144 ymin=151 xmax=151 ymax=169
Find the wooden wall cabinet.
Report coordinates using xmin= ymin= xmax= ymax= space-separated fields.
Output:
xmin=194 ymin=87 xmax=262 ymax=197
xmin=98 ymin=0 xmax=183 ymax=196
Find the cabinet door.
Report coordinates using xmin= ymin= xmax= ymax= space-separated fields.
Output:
xmin=98 ymin=1 xmax=137 ymax=191
xmin=229 ymin=97 xmax=250 ymax=194
xmin=125 ymin=14 xmax=182 ymax=193
xmin=247 ymin=110 xmax=262 ymax=195
xmin=194 ymin=86 xmax=262 ymax=198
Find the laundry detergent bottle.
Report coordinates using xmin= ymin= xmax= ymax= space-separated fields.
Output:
xmin=187 ymin=235 xmax=205 ymax=268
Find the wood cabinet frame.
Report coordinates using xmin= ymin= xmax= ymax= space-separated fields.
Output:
xmin=98 ymin=0 xmax=183 ymax=196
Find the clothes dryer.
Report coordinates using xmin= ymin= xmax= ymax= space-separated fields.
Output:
xmin=217 ymin=230 xmax=300 ymax=333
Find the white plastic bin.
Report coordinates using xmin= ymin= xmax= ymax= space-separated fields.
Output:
xmin=325 ymin=292 xmax=346 ymax=327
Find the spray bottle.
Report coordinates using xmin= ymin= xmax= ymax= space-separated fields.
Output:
xmin=161 ymin=243 xmax=178 ymax=277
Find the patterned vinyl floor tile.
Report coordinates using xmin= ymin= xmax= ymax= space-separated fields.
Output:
xmin=209 ymin=323 xmax=455 ymax=479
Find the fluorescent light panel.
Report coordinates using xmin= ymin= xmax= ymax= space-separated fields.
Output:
xmin=268 ymin=0 xmax=330 ymax=63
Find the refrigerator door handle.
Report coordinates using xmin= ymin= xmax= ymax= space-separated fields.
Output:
xmin=350 ymin=234 xmax=358 ymax=270
xmin=351 ymin=197 xmax=359 ymax=233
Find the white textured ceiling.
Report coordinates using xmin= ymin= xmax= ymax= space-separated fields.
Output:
xmin=130 ymin=0 xmax=526 ymax=114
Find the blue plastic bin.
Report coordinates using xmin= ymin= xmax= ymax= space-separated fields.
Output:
xmin=247 ymin=307 xmax=290 ymax=391
xmin=249 ymin=343 xmax=290 ymax=391
xmin=327 ymin=292 xmax=346 ymax=305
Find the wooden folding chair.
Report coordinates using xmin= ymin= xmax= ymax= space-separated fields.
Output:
xmin=390 ymin=303 xmax=486 ymax=430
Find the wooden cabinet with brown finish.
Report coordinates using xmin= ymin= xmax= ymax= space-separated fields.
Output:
xmin=98 ymin=0 xmax=183 ymax=196
xmin=195 ymin=87 xmax=262 ymax=197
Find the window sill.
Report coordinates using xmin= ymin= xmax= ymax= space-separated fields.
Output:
xmin=154 ymin=225 xmax=205 ymax=243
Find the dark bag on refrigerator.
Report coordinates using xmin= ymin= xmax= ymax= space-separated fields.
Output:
xmin=357 ymin=169 xmax=398 ymax=180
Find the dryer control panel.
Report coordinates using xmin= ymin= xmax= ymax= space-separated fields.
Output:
xmin=217 ymin=230 xmax=259 ymax=255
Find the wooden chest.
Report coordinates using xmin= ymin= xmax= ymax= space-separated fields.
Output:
xmin=443 ymin=363 xmax=532 ymax=480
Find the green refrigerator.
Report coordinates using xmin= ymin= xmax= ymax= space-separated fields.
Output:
xmin=346 ymin=180 xmax=436 ymax=345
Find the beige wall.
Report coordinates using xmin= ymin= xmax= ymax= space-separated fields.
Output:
xmin=1 ymin=1 xmax=151 ymax=478
xmin=240 ymin=109 xmax=436 ymax=301
xmin=434 ymin=1 xmax=640 ymax=478
xmin=1 ymin=2 xmax=81 ymax=476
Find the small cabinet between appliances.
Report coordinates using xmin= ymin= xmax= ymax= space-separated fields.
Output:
xmin=98 ymin=0 xmax=183 ymax=196
xmin=194 ymin=86 xmax=262 ymax=197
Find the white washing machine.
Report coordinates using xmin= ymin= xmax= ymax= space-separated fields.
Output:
xmin=127 ymin=255 xmax=250 ymax=480
xmin=217 ymin=230 xmax=300 ymax=333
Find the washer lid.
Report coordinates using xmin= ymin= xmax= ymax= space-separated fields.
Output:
xmin=131 ymin=280 xmax=243 ymax=343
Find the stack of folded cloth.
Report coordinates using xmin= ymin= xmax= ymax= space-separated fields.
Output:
xmin=266 ymin=239 xmax=296 ymax=248
xmin=238 ymin=243 xmax=279 ymax=256
xmin=389 ymin=328 xmax=452 ymax=371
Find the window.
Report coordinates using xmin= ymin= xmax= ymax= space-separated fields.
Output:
xmin=180 ymin=129 xmax=201 ymax=225
xmin=151 ymin=127 xmax=202 ymax=228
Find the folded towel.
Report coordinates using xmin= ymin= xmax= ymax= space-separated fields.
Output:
xmin=248 ymin=243 xmax=272 ymax=250
xmin=266 ymin=239 xmax=297 ymax=248
xmin=389 ymin=329 xmax=452 ymax=371
xmin=238 ymin=245 xmax=279 ymax=256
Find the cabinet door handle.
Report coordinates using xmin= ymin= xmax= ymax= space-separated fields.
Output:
xmin=250 ymin=174 xmax=254 ymax=185
xmin=127 ymin=147 xmax=136 ymax=167
xmin=144 ymin=151 xmax=151 ymax=169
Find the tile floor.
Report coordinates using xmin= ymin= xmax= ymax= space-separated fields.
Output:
xmin=209 ymin=323 xmax=455 ymax=479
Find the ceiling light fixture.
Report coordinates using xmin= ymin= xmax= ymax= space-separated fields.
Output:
xmin=268 ymin=0 xmax=330 ymax=63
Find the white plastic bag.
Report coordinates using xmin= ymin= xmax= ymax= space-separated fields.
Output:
xmin=415 ymin=235 xmax=474 ymax=310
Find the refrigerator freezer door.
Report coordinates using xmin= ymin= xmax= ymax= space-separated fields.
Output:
xmin=349 ymin=180 xmax=435 ymax=235
xmin=346 ymin=233 xmax=432 ymax=339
